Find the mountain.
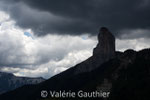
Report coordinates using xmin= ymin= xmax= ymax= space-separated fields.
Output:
xmin=0 ymin=27 xmax=150 ymax=100
xmin=1 ymin=49 xmax=150 ymax=100
xmin=0 ymin=72 xmax=45 ymax=94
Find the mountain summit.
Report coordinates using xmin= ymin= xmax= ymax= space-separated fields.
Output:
xmin=76 ymin=27 xmax=115 ymax=73
xmin=93 ymin=27 xmax=115 ymax=57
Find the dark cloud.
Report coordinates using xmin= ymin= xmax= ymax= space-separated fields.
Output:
xmin=1 ymin=0 xmax=150 ymax=36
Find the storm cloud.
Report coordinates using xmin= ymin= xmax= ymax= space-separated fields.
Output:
xmin=0 ymin=0 xmax=150 ymax=37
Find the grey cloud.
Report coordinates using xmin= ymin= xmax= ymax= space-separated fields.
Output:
xmin=116 ymin=38 xmax=150 ymax=51
xmin=1 ymin=0 xmax=150 ymax=37
xmin=119 ymin=29 xmax=150 ymax=39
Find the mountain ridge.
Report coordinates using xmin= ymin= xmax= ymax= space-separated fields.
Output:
xmin=0 ymin=48 xmax=150 ymax=100
xmin=0 ymin=72 xmax=45 ymax=94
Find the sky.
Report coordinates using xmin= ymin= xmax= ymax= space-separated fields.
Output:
xmin=0 ymin=0 xmax=150 ymax=79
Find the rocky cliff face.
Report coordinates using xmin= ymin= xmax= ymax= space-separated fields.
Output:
xmin=75 ymin=27 xmax=115 ymax=73
xmin=93 ymin=27 xmax=115 ymax=58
